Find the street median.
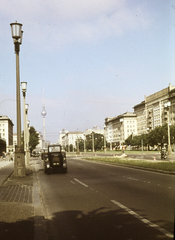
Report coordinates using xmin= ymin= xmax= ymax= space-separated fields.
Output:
xmin=82 ymin=156 xmax=175 ymax=174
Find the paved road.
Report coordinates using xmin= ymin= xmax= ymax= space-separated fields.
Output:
xmin=36 ymin=157 xmax=174 ymax=240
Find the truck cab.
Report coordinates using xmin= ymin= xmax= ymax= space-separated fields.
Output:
xmin=42 ymin=144 xmax=67 ymax=174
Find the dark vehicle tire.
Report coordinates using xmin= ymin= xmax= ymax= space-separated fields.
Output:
xmin=63 ymin=169 xmax=67 ymax=173
xmin=44 ymin=168 xmax=52 ymax=174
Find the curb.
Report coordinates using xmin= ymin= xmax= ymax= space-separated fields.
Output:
xmin=33 ymin=160 xmax=48 ymax=240
xmin=78 ymin=157 xmax=175 ymax=175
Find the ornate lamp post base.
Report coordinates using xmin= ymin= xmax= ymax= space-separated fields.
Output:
xmin=14 ymin=146 xmax=25 ymax=177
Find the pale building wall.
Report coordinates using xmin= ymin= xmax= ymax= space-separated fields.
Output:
xmin=0 ymin=116 xmax=14 ymax=152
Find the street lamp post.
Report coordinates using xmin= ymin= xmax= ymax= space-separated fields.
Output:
xmin=164 ymin=102 xmax=172 ymax=155
xmin=21 ymin=82 xmax=27 ymax=162
xmin=26 ymin=120 xmax=30 ymax=165
xmin=92 ymin=131 xmax=95 ymax=153
xmin=76 ymin=135 xmax=80 ymax=155
xmin=25 ymin=104 xmax=29 ymax=164
xmin=10 ymin=21 xmax=25 ymax=176
xmin=173 ymin=137 xmax=175 ymax=155
xmin=103 ymin=125 xmax=106 ymax=153
xmin=84 ymin=134 xmax=86 ymax=153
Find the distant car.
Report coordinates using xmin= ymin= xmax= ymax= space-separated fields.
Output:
xmin=32 ymin=151 xmax=40 ymax=157
xmin=42 ymin=144 xmax=67 ymax=174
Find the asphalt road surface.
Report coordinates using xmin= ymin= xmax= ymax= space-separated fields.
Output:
xmin=35 ymin=157 xmax=174 ymax=240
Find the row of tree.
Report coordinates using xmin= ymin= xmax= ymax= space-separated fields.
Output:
xmin=65 ymin=133 xmax=110 ymax=152
xmin=124 ymin=124 xmax=175 ymax=149
xmin=25 ymin=124 xmax=175 ymax=153
xmin=22 ymin=126 xmax=39 ymax=153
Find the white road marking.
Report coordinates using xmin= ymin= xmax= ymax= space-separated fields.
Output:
xmin=70 ymin=181 xmax=75 ymax=184
xmin=127 ymin=177 xmax=138 ymax=181
xmin=111 ymin=200 xmax=173 ymax=239
xmin=74 ymin=178 xmax=89 ymax=188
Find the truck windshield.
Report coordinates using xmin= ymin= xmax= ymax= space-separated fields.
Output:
xmin=48 ymin=146 xmax=61 ymax=152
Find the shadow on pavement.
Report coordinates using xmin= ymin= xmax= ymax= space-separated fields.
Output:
xmin=1 ymin=207 xmax=173 ymax=240
xmin=0 ymin=217 xmax=34 ymax=240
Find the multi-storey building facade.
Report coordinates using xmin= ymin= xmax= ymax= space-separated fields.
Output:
xmin=84 ymin=126 xmax=104 ymax=136
xmin=134 ymin=83 xmax=175 ymax=134
xmin=62 ymin=131 xmax=85 ymax=150
xmin=0 ymin=115 xmax=14 ymax=153
xmin=133 ymin=101 xmax=146 ymax=135
xmin=60 ymin=126 xmax=104 ymax=151
xmin=13 ymin=133 xmax=17 ymax=149
xmin=105 ymin=112 xmax=137 ymax=149
xmin=58 ymin=129 xmax=68 ymax=146
xmin=58 ymin=84 xmax=175 ymax=151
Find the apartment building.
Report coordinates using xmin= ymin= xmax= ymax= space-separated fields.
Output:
xmin=134 ymin=83 xmax=175 ymax=134
xmin=58 ymin=129 xmax=68 ymax=145
xmin=105 ymin=112 xmax=137 ymax=149
xmin=62 ymin=131 xmax=85 ymax=150
xmin=133 ymin=101 xmax=146 ymax=135
xmin=84 ymin=126 xmax=104 ymax=136
xmin=60 ymin=126 xmax=104 ymax=150
xmin=0 ymin=115 xmax=14 ymax=152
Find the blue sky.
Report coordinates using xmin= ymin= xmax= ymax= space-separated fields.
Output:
xmin=0 ymin=0 xmax=174 ymax=143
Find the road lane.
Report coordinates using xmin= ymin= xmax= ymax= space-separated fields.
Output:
xmin=67 ymin=157 xmax=174 ymax=233
xmin=36 ymin=157 xmax=174 ymax=239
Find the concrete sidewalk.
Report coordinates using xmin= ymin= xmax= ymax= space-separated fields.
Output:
xmin=0 ymin=158 xmax=47 ymax=240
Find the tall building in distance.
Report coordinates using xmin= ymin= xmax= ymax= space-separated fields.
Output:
xmin=134 ymin=83 xmax=175 ymax=134
xmin=0 ymin=115 xmax=14 ymax=153
xmin=104 ymin=83 xmax=175 ymax=149
xmin=41 ymin=90 xmax=47 ymax=149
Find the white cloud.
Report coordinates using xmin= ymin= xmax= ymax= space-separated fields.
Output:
xmin=0 ymin=0 xmax=150 ymax=50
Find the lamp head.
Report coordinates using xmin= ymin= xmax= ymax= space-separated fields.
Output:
xmin=10 ymin=22 xmax=23 ymax=40
xmin=21 ymin=82 xmax=27 ymax=93
xmin=25 ymin=104 xmax=29 ymax=111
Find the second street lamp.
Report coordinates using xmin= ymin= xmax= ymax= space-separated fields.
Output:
xmin=103 ymin=124 xmax=106 ymax=153
xmin=21 ymin=82 xmax=27 ymax=161
xmin=25 ymin=104 xmax=29 ymax=165
xmin=164 ymin=102 xmax=172 ymax=155
xmin=92 ymin=131 xmax=95 ymax=153
xmin=21 ymin=82 xmax=27 ymax=149
xmin=84 ymin=134 xmax=86 ymax=153
xmin=10 ymin=21 xmax=25 ymax=176
xmin=27 ymin=120 xmax=30 ymax=164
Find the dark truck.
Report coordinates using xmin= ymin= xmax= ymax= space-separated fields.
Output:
xmin=42 ymin=144 xmax=67 ymax=174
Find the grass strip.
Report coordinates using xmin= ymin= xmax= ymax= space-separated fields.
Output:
xmin=83 ymin=157 xmax=175 ymax=172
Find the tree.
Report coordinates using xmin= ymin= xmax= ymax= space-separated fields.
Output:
xmin=147 ymin=125 xmax=166 ymax=147
xmin=170 ymin=124 xmax=175 ymax=144
xmin=125 ymin=134 xmax=132 ymax=146
xmin=70 ymin=144 xmax=73 ymax=152
xmin=85 ymin=133 xmax=104 ymax=151
xmin=78 ymin=139 xmax=84 ymax=152
xmin=29 ymin=126 xmax=39 ymax=153
xmin=94 ymin=133 xmax=104 ymax=151
xmin=125 ymin=124 xmax=175 ymax=150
